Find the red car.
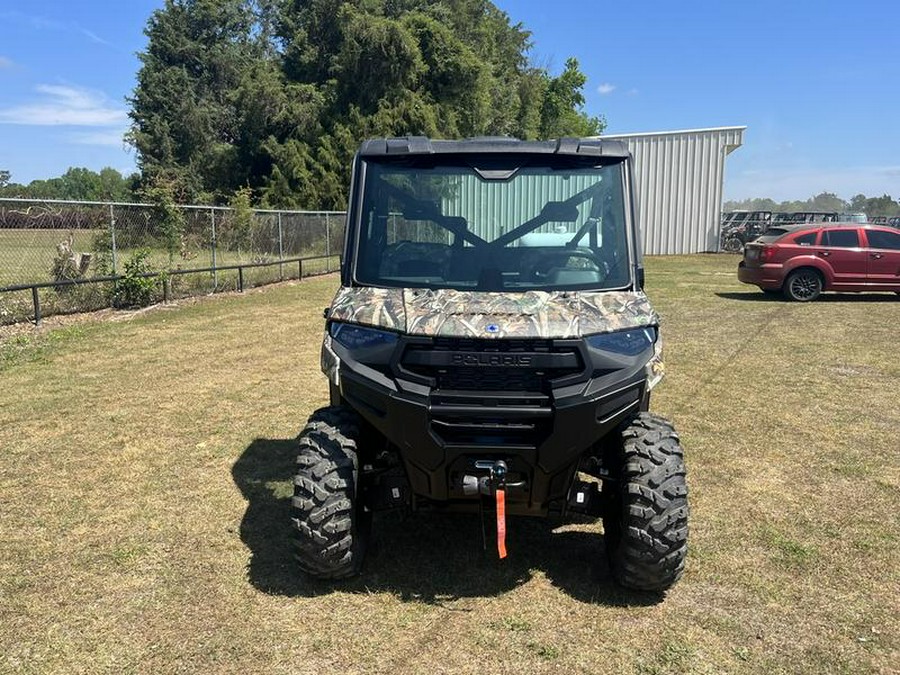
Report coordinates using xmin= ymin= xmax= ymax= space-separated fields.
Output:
xmin=737 ymin=224 xmax=900 ymax=301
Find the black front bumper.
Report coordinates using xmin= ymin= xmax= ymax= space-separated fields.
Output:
xmin=332 ymin=336 xmax=650 ymax=516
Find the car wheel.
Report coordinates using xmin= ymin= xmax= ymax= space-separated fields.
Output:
xmin=784 ymin=269 xmax=823 ymax=302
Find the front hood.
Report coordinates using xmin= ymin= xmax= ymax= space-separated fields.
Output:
xmin=329 ymin=286 xmax=659 ymax=338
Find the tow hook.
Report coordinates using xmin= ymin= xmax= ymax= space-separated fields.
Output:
xmin=463 ymin=460 xmax=513 ymax=559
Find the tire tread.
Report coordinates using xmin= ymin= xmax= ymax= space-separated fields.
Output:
xmin=604 ymin=413 xmax=689 ymax=592
xmin=291 ymin=405 xmax=366 ymax=579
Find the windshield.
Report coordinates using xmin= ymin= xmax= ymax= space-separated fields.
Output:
xmin=353 ymin=157 xmax=631 ymax=292
xmin=754 ymin=227 xmax=792 ymax=242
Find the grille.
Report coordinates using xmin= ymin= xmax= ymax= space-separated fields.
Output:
xmin=400 ymin=337 xmax=582 ymax=393
xmin=438 ymin=368 xmax=543 ymax=392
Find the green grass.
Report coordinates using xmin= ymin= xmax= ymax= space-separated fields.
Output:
xmin=0 ymin=229 xmax=97 ymax=287
xmin=0 ymin=255 xmax=898 ymax=674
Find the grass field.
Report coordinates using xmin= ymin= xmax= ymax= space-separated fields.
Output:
xmin=1 ymin=255 xmax=898 ymax=674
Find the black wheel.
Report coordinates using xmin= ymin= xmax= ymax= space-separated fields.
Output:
xmin=292 ymin=405 xmax=370 ymax=579
xmin=723 ymin=237 xmax=742 ymax=253
xmin=602 ymin=413 xmax=688 ymax=592
xmin=783 ymin=268 xmax=823 ymax=302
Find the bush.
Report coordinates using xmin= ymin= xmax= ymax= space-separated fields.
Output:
xmin=112 ymin=249 xmax=159 ymax=308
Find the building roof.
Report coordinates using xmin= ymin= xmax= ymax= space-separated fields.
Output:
xmin=600 ymin=125 xmax=747 ymax=139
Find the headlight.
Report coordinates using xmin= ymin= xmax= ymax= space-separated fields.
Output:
xmin=329 ymin=323 xmax=399 ymax=351
xmin=586 ymin=327 xmax=657 ymax=355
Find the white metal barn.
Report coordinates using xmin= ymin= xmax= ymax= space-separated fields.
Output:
xmin=602 ymin=126 xmax=745 ymax=255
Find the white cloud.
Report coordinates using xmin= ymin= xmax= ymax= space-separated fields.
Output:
xmin=70 ymin=129 xmax=128 ymax=147
xmin=0 ymin=11 xmax=112 ymax=48
xmin=597 ymin=83 xmax=616 ymax=95
xmin=0 ymin=56 xmax=12 ymax=69
xmin=79 ymin=28 xmax=112 ymax=47
xmin=0 ymin=84 xmax=127 ymax=127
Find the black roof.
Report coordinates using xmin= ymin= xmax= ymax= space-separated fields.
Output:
xmin=358 ymin=136 xmax=630 ymax=159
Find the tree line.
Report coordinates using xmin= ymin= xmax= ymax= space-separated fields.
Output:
xmin=2 ymin=2 xmax=602 ymax=210
xmin=127 ymin=0 xmax=603 ymax=209
xmin=0 ymin=167 xmax=138 ymax=202
xmin=724 ymin=191 xmax=900 ymax=218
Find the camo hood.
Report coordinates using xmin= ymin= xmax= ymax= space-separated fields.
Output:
xmin=328 ymin=286 xmax=658 ymax=338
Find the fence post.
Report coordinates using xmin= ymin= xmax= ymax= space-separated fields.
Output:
xmin=109 ymin=203 xmax=118 ymax=275
xmin=278 ymin=212 xmax=284 ymax=281
xmin=325 ymin=213 xmax=331 ymax=273
xmin=238 ymin=266 xmax=244 ymax=292
xmin=210 ymin=208 xmax=218 ymax=290
xmin=32 ymin=286 xmax=41 ymax=326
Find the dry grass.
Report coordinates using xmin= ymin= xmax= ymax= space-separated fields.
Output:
xmin=1 ymin=255 xmax=897 ymax=674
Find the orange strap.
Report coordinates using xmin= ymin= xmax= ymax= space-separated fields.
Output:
xmin=496 ymin=488 xmax=507 ymax=559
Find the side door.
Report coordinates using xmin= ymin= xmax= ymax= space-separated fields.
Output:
xmin=817 ymin=229 xmax=867 ymax=287
xmin=863 ymin=229 xmax=900 ymax=290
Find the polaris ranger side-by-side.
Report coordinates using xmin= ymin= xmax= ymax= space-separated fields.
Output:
xmin=292 ymin=137 xmax=688 ymax=592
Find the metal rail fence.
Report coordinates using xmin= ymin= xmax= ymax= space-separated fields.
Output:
xmin=0 ymin=198 xmax=347 ymax=325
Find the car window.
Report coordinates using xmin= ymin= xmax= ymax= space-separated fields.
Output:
xmin=755 ymin=228 xmax=791 ymax=243
xmin=793 ymin=232 xmax=817 ymax=246
xmin=866 ymin=230 xmax=900 ymax=250
xmin=821 ymin=229 xmax=859 ymax=248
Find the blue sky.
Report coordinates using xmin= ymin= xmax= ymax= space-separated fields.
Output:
xmin=1 ymin=0 xmax=898 ymax=201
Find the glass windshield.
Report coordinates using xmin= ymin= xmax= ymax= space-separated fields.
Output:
xmin=354 ymin=158 xmax=631 ymax=291
xmin=754 ymin=227 xmax=793 ymax=242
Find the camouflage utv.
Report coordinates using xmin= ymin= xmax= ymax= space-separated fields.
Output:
xmin=293 ymin=137 xmax=688 ymax=592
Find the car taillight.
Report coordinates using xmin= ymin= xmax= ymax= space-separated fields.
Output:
xmin=760 ymin=245 xmax=777 ymax=261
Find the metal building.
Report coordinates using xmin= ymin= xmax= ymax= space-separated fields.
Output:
xmin=602 ymin=126 xmax=745 ymax=255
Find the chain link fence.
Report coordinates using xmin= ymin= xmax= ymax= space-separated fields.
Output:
xmin=0 ymin=198 xmax=346 ymax=325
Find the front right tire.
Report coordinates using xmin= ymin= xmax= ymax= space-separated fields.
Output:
xmin=602 ymin=413 xmax=689 ymax=592
xmin=292 ymin=406 xmax=370 ymax=579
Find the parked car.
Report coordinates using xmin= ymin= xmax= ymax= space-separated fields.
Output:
xmin=889 ymin=216 xmax=900 ymax=229
xmin=737 ymin=224 xmax=900 ymax=300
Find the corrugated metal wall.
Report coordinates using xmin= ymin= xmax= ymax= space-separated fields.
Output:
xmin=442 ymin=173 xmax=600 ymax=241
xmin=602 ymin=127 xmax=745 ymax=255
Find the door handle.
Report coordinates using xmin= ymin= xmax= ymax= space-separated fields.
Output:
xmin=818 ymin=251 xmax=831 ymax=257
xmin=870 ymin=253 xmax=883 ymax=259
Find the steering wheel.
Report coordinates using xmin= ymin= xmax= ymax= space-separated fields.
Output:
xmin=525 ymin=250 xmax=602 ymax=280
